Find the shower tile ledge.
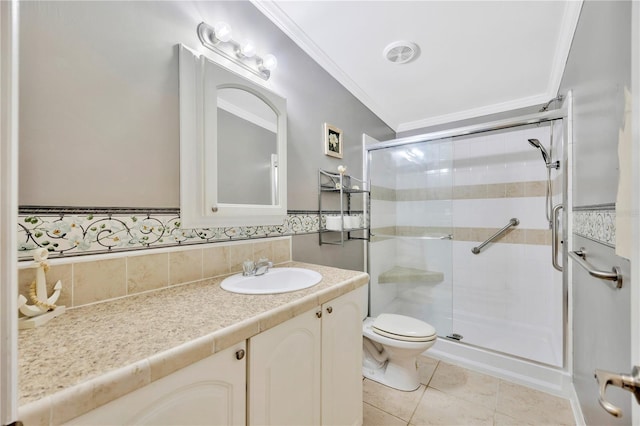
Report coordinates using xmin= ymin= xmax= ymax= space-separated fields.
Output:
xmin=18 ymin=261 xmax=369 ymax=425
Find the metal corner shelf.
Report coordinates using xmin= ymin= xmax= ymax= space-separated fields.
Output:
xmin=318 ymin=169 xmax=370 ymax=246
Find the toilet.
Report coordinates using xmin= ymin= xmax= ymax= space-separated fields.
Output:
xmin=362 ymin=313 xmax=437 ymax=391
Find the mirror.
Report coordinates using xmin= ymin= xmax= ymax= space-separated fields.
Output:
xmin=178 ymin=44 xmax=287 ymax=228
xmin=217 ymin=88 xmax=278 ymax=205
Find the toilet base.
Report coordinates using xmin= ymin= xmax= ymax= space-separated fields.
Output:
xmin=362 ymin=357 xmax=421 ymax=392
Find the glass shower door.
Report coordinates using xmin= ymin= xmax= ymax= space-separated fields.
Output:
xmin=367 ymin=138 xmax=454 ymax=338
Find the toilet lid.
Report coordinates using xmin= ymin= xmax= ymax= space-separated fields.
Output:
xmin=372 ymin=314 xmax=436 ymax=342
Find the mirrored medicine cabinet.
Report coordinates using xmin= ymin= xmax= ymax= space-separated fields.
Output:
xmin=178 ymin=44 xmax=287 ymax=228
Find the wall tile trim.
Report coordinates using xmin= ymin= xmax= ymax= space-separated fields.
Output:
xmin=572 ymin=205 xmax=616 ymax=248
xmin=18 ymin=207 xmax=326 ymax=260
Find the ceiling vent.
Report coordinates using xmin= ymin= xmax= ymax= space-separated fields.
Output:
xmin=383 ymin=41 xmax=420 ymax=64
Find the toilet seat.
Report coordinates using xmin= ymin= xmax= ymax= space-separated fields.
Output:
xmin=372 ymin=314 xmax=436 ymax=342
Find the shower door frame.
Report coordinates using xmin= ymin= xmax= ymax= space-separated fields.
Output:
xmin=364 ymin=106 xmax=569 ymax=369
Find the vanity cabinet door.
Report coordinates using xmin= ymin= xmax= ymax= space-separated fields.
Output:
xmin=248 ymin=307 xmax=322 ymax=425
xmin=248 ymin=286 xmax=365 ymax=426
xmin=321 ymin=287 xmax=365 ymax=426
xmin=65 ymin=343 xmax=246 ymax=426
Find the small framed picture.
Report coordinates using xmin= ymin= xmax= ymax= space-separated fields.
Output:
xmin=324 ymin=123 xmax=343 ymax=159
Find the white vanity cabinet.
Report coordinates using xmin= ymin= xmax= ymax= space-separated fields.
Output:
xmin=320 ymin=288 xmax=364 ymax=426
xmin=249 ymin=287 xmax=365 ymax=426
xmin=65 ymin=343 xmax=247 ymax=426
xmin=59 ymin=286 xmax=366 ymax=426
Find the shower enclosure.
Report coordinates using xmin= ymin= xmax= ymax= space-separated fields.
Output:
xmin=366 ymin=115 xmax=565 ymax=368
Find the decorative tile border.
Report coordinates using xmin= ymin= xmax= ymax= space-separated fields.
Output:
xmin=370 ymin=226 xmax=551 ymax=246
xmin=17 ymin=207 xmax=329 ymax=260
xmin=572 ymin=206 xmax=616 ymax=248
xmin=372 ymin=180 xmax=548 ymax=202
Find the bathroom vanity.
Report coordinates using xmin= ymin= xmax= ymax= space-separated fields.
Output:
xmin=18 ymin=262 xmax=368 ymax=425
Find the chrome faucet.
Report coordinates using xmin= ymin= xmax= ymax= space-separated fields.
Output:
xmin=242 ymin=258 xmax=273 ymax=276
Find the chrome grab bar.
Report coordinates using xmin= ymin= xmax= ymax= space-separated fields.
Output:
xmin=471 ymin=218 xmax=519 ymax=254
xmin=551 ymin=204 xmax=563 ymax=271
xmin=568 ymin=248 xmax=623 ymax=288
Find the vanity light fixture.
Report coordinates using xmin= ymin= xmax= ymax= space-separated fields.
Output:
xmin=197 ymin=21 xmax=277 ymax=80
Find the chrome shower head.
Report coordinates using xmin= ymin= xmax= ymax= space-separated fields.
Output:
xmin=528 ymin=138 xmax=550 ymax=165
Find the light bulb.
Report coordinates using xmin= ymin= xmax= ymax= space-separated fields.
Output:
xmin=213 ymin=22 xmax=232 ymax=43
xmin=260 ymin=54 xmax=278 ymax=71
xmin=239 ymin=41 xmax=256 ymax=58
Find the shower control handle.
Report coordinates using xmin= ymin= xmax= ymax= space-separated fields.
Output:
xmin=595 ymin=366 xmax=640 ymax=417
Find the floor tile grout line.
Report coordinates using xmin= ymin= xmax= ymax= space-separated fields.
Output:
xmin=363 ymin=401 xmax=410 ymax=425
xmin=406 ymin=385 xmax=427 ymax=425
xmin=363 ymin=377 xmax=427 ymax=424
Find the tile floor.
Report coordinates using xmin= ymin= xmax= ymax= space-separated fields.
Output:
xmin=363 ymin=356 xmax=576 ymax=426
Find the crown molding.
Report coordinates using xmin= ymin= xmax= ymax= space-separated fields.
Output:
xmin=396 ymin=93 xmax=552 ymax=133
xmin=252 ymin=0 xmax=582 ymax=134
xmin=546 ymin=0 xmax=584 ymax=97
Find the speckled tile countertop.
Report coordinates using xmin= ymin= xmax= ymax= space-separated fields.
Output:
xmin=18 ymin=262 xmax=369 ymax=425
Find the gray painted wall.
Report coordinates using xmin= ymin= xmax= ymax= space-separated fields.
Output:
xmin=217 ymin=109 xmax=276 ymax=205
xmin=558 ymin=1 xmax=632 ymax=424
xmin=19 ymin=1 xmax=394 ymax=271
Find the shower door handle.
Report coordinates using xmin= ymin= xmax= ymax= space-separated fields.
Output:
xmin=551 ymin=204 xmax=563 ymax=272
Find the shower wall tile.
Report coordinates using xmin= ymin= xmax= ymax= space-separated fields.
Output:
xmin=451 ymin=240 xmax=562 ymax=365
xmin=370 ymin=200 xmax=396 ymax=228
xmin=506 ymin=182 xmax=525 ymax=198
xmin=486 ymin=183 xmax=507 ymax=198
xmin=524 ymin=181 xmax=546 ymax=197
xmin=453 ymin=197 xmax=549 ymax=230
xmin=370 ymin=185 xmax=396 ymax=201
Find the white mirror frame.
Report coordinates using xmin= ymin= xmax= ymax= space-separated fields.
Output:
xmin=178 ymin=44 xmax=287 ymax=228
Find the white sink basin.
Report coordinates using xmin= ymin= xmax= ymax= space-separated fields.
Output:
xmin=220 ymin=267 xmax=323 ymax=295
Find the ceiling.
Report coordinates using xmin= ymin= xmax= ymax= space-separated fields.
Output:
xmin=253 ymin=1 xmax=583 ymax=133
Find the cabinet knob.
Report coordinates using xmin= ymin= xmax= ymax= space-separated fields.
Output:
xmin=326 ymin=306 xmax=333 ymax=314
xmin=316 ymin=310 xmax=322 ymax=318
xmin=235 ymin=349 xmax=245 ymax=360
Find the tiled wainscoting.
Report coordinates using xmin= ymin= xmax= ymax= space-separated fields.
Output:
xmin=18 ymin=237 xmax=291 ymax=309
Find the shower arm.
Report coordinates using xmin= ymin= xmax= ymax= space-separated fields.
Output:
xmin=471 ymin=218 xmax=519 ymax=254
